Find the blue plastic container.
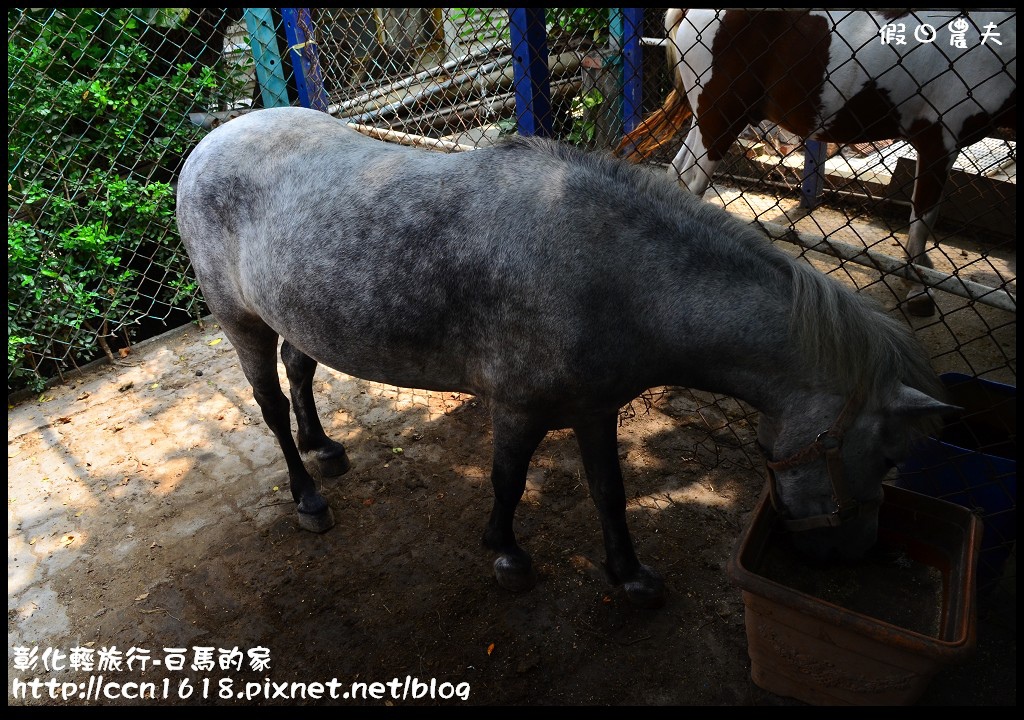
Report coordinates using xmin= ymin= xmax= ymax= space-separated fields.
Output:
xmin=896 ymin=373 xmax=1016 ymax=592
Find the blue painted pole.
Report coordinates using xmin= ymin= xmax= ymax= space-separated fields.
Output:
xmin=243 ymin=8 xmax=290 ymax=108
xmin=800 ymin=140 xmax=828 ymax=209
xmin=280 ymin=8 xmax=329 ymax=112
xmin=619 ymin=9 xmax=644 ymax=134
xmin=509 ymin=8 xmax=552 ymax=137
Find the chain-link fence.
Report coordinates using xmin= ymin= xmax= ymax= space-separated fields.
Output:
xmin=9 ymin=8 xmax=249 ymax=392
xmin=7 ymin=8 xmax=1015 ymax=594
xmin=615 ymin=9 xmax=1016 ymax=598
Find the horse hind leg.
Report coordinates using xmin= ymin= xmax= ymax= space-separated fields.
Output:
xmin=670 ymin=124 xmax=720 ymax=199
xmin=573 ymin=413 xmax=665 ymax=608
xmin=281 ymin=340 xmax=351 ymax=480
xmin=482 ymin=411 xmax=548 ymax=593
xmin=903 ymin=142 xmax=956 ymax=317
xmin=228 ymin=323 xmax=335 ymax=533
xmin=903 ymin=213 xmax=939 ymax=317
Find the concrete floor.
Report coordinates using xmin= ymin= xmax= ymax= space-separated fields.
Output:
xmin=8 ymin=311 xmax=1016 ymax=706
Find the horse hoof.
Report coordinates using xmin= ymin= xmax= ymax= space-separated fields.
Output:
xmin=493 ymin=555 xmax=537 ymax=593
xmin=906 ymin=293 xmax=936 ymax=317
xmin=618 ymin=564 xmax=667 ymax=609
xmin=303 ymin=441 xmax=351 ymax=479
xmin=297 ymin=506 xmax=335 ymax=533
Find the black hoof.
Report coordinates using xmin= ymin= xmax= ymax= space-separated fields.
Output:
xmin=906 ymin=292 xmax=936 ymax=317
xmin=624 ymin=576 xmax=666 ymax=609
xmin=303 ymin=441 xmax=351 ymax=479
xmin=609 ymin=563 xmax=666 ymax=609
xmin=296 ymin=492 xmax=334 ymax=533
xmin=297 ymin=506 xmax=335 ymax=533
xmin=493 ymin=554 xmax=537 ymax=593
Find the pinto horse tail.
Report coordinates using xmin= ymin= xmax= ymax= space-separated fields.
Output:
xmin=613 ymin=89 xmax=693 ymax=162
xmin=614 ymin=9 xmax=693 ymax=162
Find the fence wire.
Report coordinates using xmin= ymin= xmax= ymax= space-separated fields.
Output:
xmin=6 ymin=7 xmax=1015 ymax=597
xmin=9 ymin=8 xmax=250 ymax=390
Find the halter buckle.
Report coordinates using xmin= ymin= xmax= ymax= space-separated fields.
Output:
xmin=833 ymin=498 xmax=860 ymax=523
xmin=816 ymin=431 xmax=841 ymax=450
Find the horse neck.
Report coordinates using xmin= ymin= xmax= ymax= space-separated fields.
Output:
xmin=647 ymin=273 xmax=830 ymax=418
xmin=648 ymin=229 xmax=898 ymax=424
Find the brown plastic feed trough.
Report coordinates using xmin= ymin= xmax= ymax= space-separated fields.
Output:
xmin=727 ymin=483 xmax=982 ymax=705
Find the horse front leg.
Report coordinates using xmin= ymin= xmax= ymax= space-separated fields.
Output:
xmin=281 ymin=340 xmax=351 ymax=480
xmin=483 ymin=410 xmax=548 ymax=593
xmin=573 ymin=413 xmax=666 ymax=609
xmin=903 ymin=141 xmax=956 ymax=317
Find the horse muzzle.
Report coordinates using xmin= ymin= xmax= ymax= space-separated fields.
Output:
xmin=759 ymin=428 xmax=885 ymax=560
xmin=758 ymin=395 xmax=880 ymax=533
xmin=764 ymin=435 xmax=884 ymax=532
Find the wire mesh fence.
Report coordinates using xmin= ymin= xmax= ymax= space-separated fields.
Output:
xmin=8 ymin=8 xmax=249 ymax=390
xmin=615 ymin=9 xmax=1016 ymax=600
xmin=7 ymin=8 xmax=1015 ymax=597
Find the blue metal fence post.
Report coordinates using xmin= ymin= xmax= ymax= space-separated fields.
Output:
xmin=243 ymin=8 xmax=290 ymax=108
xmin=280 ymin=8 xmax=329 ymax=112
xmin=617 ymin=9 xmax=644 ymax=135
xmin=800 ymin=140 xmax=828 ymax=209
xmin=509 ymin=8 xmax=552 ymax=137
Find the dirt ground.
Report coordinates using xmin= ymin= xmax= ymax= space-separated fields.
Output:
xmin=8 ymin=197 xmax=1015 ymax=706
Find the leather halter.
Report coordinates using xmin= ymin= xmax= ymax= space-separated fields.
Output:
xmin=758 ymin=395 xmax=878 ymax=531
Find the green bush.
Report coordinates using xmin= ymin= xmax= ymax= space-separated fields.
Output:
xmin=7 ymin=8 xmax=239 ymax=392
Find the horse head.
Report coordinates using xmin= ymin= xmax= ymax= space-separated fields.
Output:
xmin=756 ymin=385 xmax=956 ymax=559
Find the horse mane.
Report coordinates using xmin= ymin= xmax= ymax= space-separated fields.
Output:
xmin=494 ymin=133 xmax=695 ymax=209
xmin=787 ymin=260 xmax=945 ymax=409
xmin=495 ymin=134 xmax=737 ymax=243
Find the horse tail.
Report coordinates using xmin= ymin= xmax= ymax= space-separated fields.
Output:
xmin=614 ymin=9 xmax=693 ymax=162
xmin=614 ymin=89 xmax=693 ymax=163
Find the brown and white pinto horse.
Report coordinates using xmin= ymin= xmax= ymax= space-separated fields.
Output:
xmin=619 ymin=9 xmax=1016 ymax=316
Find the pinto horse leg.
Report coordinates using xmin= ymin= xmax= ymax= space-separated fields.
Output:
xmin=903 ymin=140 xmax=956 ymax=317
xmin=669 ymin=124 xmax=719 ymax=197
xmin=229 ymin=324 xmax=335 ymax=533
xmin=281 ymin=340 xmax=351 ymax=479
xmin=573 ymin=413 xmax=666 ymax=608
xmin=482 ymin=411 xmax=547 ymax=593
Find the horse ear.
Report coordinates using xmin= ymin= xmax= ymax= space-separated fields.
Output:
xmin=890 ymin=384 xmax=960 ymax=418
xmin=880 ymin=384 xmax=959 ymax=462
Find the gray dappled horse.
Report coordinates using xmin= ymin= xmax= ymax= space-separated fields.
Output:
xmin=176 ymin=107 xmax=954 ymax=608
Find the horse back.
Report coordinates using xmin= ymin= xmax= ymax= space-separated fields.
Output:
xmin=176 ymin=108 xmax=699 ymax=412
